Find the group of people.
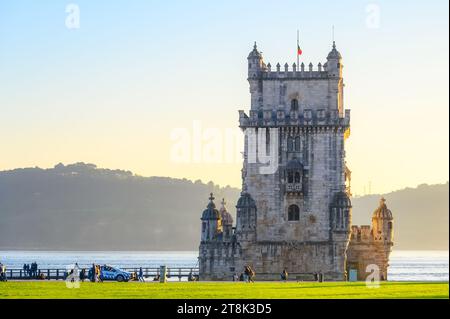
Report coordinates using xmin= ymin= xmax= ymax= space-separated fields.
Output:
xmin=88 ymin=264 xmax=103 ymax=282
xmin=2 ymin=260 xmax=328 ymax=283
xmin=22 ymin=262 xmax=39 ymax=278
xmin=67 ymin=264 xmax=147 ymax=283
xmin=231 ymin=266 xmax=325 ymax=283
xmin=65 ymin=263 xmax=103 ymax=282
xmin=66 ymin=263 xmax=88 ymax=282
xmin=0 ymin=262 xmax=7 ymax=281
xmin=233 ymin=265 xmax=256 ymax=283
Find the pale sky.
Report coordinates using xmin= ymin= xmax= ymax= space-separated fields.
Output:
xmin=0 ymin=0 xmax=448 ymax=195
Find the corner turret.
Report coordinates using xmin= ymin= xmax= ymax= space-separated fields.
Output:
xmin=247 ymin=42 xmax=264 ymax=79
xmin=200 ymin=193 xmax=223 ymax=242
xmin=326 ymin=41 xmax=343 ymax=78
xmin=347 ymin=197 xmax=394 ymax=281
xmin=372 ymin=197 xmax=394 ymax=243
xmin=219 ymin=198 xmax=234 ymax=241
xmin=235 ymin=192 xmax=257 ymax=241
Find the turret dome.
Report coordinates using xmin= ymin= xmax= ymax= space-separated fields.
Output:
xmin=247 ymin=42 xmax=262 ymax=59
xmin=201 ymin=193 xmax=221 ymax=220
xmin=372 ymin=198 xmax=393 ymax=220
xmin=327 ymin=41 xmax=342 ymax=60
xmin=236 ymin=192 xmax=256 ymax=208
xmin=219 ymin=198 xmax=233 ymax=226
xmin=331 ymin=191 xmax=352 ymax=208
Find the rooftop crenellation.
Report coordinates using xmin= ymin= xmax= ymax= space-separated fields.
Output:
xmin=258 ymin=61 xmax=329 ymax=79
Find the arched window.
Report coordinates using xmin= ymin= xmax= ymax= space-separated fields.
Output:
xmin=287 ymin=137 xmax=294 ymax=152
xmin=291 ymin=99 xmax=299 ymax=111
xmin=288 ymin=204 xmax=300 ymax=221
xmin=294 ymin=137 xmax=301 ymax=151
xmin=294 ymin=172 xmax=301 ymax=183
xmin=288 ymin=172 xmax=294 ymax=183
xmin=258 ymin=110 xmax=263 ymax=119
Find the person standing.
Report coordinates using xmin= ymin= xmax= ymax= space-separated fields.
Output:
xmin=95 ymin=264 xmax=102 ymax=282
xmin=0 ymin=262 xmax=7 ymax=282
xmin=281 ymin=268 xmax=288 ymax=282
xmin=244 ymin=265 xmax=255 ymax=283
xmin=31 ymin=262 xmax=37 ymax=278
xmin=138 ymin=267 xmax=144 ymax=282
xmin=248 ymin=266 xmax=255 ymax=283
xmin=91 ymin=264 xmax=96 ymax=282
xmin=243 ymin=267 xmax=249 ymax=282
xmin=73 ymin=263 xmax=79 ymax=282
xmin=80 ymin=268 xmax=86 ymax=282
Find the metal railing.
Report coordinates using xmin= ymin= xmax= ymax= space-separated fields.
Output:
xmin=2 ymin=267 xmax=199 ymax=281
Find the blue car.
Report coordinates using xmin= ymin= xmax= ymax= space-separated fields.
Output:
xmin=100 ymin=265 xmax=132 ymax=282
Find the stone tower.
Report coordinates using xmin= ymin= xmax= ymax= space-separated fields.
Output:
xmin=238 ymin=41 xmax=351 ymax=280
xmin=198 ymin=41 xmax=392 ymax=281
xmin=347 ymin=198 xmax=394 ymax=280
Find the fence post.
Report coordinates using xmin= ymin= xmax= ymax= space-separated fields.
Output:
xmin=47 ymin=269 xmax=50 ymax=280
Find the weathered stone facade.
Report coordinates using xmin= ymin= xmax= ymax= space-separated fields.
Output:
xmin=347 ymin=198 xmax=394 ymax=280
xmin=198 ymin=42 xmax=393 ymax=281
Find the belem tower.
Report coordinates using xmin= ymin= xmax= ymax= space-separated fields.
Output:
xmin=198 ymin=41 xmax=394 ymax=281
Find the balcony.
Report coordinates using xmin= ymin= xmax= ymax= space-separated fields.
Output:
xmin=238 ymin=109 xmax=351 ymax=129
xmin=286 ymin=183 xmax=302 ymax=193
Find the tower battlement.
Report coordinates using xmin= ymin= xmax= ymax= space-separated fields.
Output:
xmin=255 ymin=62 xmax=329 ymax=80
xmin=350 ymin=225 xmax=373 ymax=242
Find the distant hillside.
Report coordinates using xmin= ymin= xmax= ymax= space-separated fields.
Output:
xmin=0 ymin=163 xmax=447 ymax=250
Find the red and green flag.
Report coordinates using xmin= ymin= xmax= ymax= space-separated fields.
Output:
xmin=297 ymin=44 xmax=302 ymax=56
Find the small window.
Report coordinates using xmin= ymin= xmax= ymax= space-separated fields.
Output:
xmin=294 ymin=172 xmax=301 ymax=183
xmin=291 ymin=99 xmax=299 ymax=111
xmin=288 ymin=204 xmax=300 ymax=221
xmin=287 ymin=137 xmax=294 ymax=152
xmin=258 ymin=111 xmax=263 ymax=119
xmin=294 ymin=137 xmax=301 ymax=151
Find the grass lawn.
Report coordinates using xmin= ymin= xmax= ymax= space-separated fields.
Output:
xmin=0 ymin=281 xmax=448 ymax=299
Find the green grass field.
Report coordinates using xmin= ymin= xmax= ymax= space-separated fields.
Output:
xmin=0 ymin=281 xmax=448 ymax=299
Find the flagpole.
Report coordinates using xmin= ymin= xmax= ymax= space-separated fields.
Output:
xmin=297 ymin=29 xmax=299 ymax=68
